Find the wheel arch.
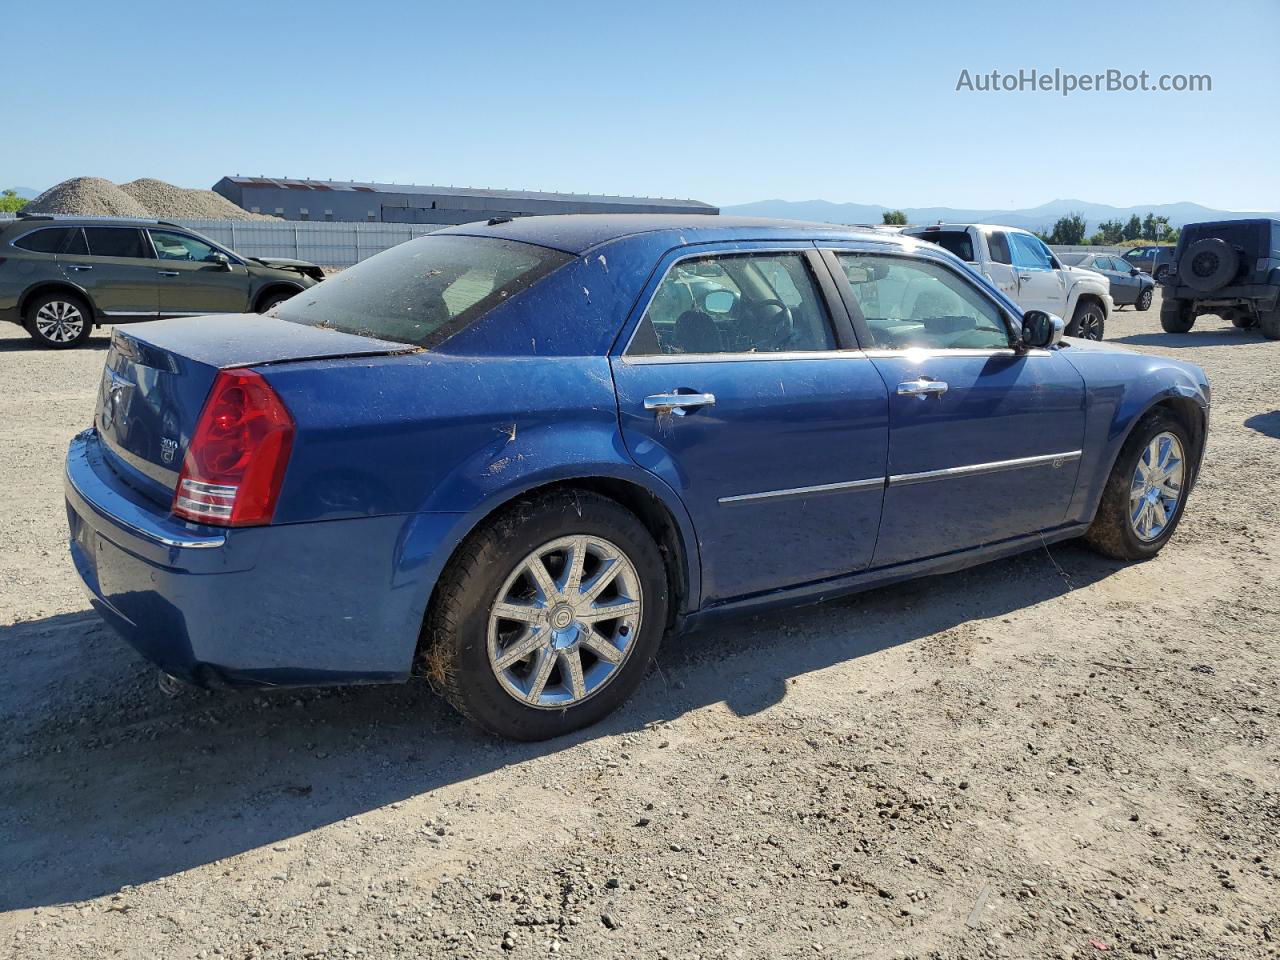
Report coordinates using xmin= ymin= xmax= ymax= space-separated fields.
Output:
xmin=18 ymin=281 xmax=98 ymax=323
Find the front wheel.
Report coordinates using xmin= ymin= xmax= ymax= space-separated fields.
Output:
xmin=1084 ymin=410 xmax=1193 ymax=561
xmin=1067 ymin=300 xmax=1105 ymax=340
xmin=423 ymin=490 xmax=669 ymax=740
xmin=1136 ymin=287 xmax=1154 ymax=311
xmin=25 ymin=292 xmax=93 ymax=348
xmin=257 ymin=288 xmax=299 ymax=313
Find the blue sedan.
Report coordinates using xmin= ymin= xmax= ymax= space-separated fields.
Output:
xmin=65 ymin=216 xmax=1210 ymax=740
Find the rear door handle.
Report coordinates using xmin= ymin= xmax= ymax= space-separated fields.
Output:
xmin=157 ymin=270 xmax=180 ymax=277
xmin=897 ymin=379 xmax=948 ymax=398
xmin=66 ymin=264 xmax=93 ymax=271
xmin=643 ymin=392 xmax=716 ymax=415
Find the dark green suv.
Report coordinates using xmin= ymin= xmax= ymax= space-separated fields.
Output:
xmin=0 ymin=215 xmax=323 ymax=348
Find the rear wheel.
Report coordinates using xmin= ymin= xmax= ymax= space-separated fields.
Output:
xmin=24 ymin=291 xmax=93 ymax=348
xmin=1084 ymin=410 xmax=1193 ymax=561
xmin=423 ymin=490 xmax=669 ymax=740
xmin=1135 ymin=287 xmax=1154 ymax=311
xmin=1154 ymin=265 xmax=1171 ymax=283
xmin=1160 ymin=298 xmax=1195 ymax=333
xmin=1067 ymin=300 xmax=1105 ymax=340
xmin=1261 ymin=306 xmax=1280 ymax=341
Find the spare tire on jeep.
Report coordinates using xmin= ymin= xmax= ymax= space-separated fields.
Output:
xmin=1180 ymin=238 xmax=1239 ymax=292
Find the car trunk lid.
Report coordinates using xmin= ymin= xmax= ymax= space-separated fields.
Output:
xmin=95 ymin=314 xmax=413 ymax=505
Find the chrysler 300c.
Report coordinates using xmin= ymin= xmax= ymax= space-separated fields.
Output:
xmin=65 ymin=216 xmax=1210 ymax=740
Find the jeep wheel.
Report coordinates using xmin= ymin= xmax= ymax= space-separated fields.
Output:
xmin=1067 ymin=301 xmax=1105 ymax=340
xmin=1261 ymin=308 xmax=1280 ymax=341
xmin=423 ymin=490 xmax=669 ymax=741
xmin=1160 ymin=298 xmax=1195 ymax=334
xmin=25 ymin=292 xmax=93 ymax=349
xmin=1136 ymin=287 xmax=1154 ymax=311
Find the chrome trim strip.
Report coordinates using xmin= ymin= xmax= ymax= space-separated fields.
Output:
xmin=889 ymin=450 xmax=1082 ymax=487
xmin=719 ymin=476 xmax=885 ymax=505
xmin=623 ymin=349 xmax=867 ymax=365
xmin=863 ymin=348 xmax=1051 ymax=359
xmin=102 ymin=311 xmax=159 ymax=317
xmin=66 ymin=467 xmax=226 ymax=550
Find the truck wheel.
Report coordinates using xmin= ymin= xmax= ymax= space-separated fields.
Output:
xmin=24 ymin=291 xmax=93 ymax=348
xmin=422 ymin=490 xmax=669 ymax=741
xmin=1067 ymin=301 xmax=1105 ymax=340
xmin=1260 ymin=308 xmax=1280 ymax=341
xmin=1084 ymin=410 xmax=1193 ymax=561
xmin=1179 ymin=238 xmax=1238 ymax=292
xmin=1160 ymin=298 xmax=1195 ymax=333
xmin=1136 ymin=287 xmax=1154 ymax=311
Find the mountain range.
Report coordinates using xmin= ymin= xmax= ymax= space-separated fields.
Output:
xmin=719 ymin=198 xmax=1280 ymax=230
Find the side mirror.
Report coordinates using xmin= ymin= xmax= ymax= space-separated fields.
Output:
xmin=1021 ymin=310 xmax=1065 ymax=349
xmin=212 ymin=252 xmax=232 ymax=271
xmin=702 ymin=289 xmax=735 ymax=315
xmin=1130 ymin=267 xmax=1141 ymax=276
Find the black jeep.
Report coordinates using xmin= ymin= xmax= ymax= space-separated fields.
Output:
xmin=1160 ymin=219 xmax=1280 ymax=339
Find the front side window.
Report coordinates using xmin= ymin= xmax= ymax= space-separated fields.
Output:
xmin=148 ymin=230 xmax=223 ymax=263
xmin=13 ymin=227 xmax=72 ymax=253
xmin=626 ymin=252 xmax=835 ymax=356
xmin=836 ymin=253 xmax=1011 ymax=351
xmin=988 ymin=231 xmax=1012 ymax=265
xmin=82 ymin=227 xmax=147 ymax=259
xmin=1009 ymin=232 xmax=1053 ymax=270
xmin=276 ymin=234 xmax=571 ymax=348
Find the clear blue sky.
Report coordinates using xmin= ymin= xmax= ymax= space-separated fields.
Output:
xmin=7 ymin=0 xmax=1278 ymax=211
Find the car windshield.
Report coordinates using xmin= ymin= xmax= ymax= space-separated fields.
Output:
xmin=276 ymin=235 xmax=572 ymax=348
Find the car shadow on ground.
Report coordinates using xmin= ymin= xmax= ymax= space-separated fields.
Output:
xmin=1112 ymin=327 xmax=1262 ymax=349
xmin=0 ymin=335 xmax=111 ymax=353
xmin=1 ymin=541 xmax=1121 ymax=911
xmin=1244 ymin=411 xmax=1280 ymax=439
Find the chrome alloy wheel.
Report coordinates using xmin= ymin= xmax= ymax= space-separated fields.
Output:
xmin=1129 ymin=431 xmax=1185 ymax=542
xmin=487 ymin=535 xmax=643 ymax=709
xmin=35 ymin=300 xmax=86 ymax=343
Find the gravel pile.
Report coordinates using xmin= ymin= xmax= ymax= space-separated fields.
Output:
xmin=25 ymin=176 xmax=276 ymax=221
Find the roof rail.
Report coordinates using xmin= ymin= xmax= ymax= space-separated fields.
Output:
xmin=17 ymin=212 xmax=54 ymax=221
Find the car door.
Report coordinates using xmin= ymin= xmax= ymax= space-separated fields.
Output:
xmin=1103 ymin=256 xmax=1140 ymax=304
xmin=146 ymin=229 xmax=252 ymax=316
xmin=610 ymin=245 xmax=889 ymax=604
xmin=824 ymin=247 xmax=1086 ymax=567
xmin=1009 ymin=232 xmax=1067 ymax=315
xmin=57 ymin=226 xmax=158 ymax=320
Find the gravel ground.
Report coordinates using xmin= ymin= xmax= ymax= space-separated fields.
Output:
xmin=2 ymin=292 xmax=1278 ymax=960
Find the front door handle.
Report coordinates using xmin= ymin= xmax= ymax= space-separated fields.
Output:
xmin=643 ymin=392 xmax=716 ymax=415
xmin=897 ymin=379 xmax=948 ymax=398
xmin=157 ymin=270 xmax=180 ymax=277
xmin=66 ymin=264 xmax=93 ymax=271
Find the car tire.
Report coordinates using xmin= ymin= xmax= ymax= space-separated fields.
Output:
xmin=1178 ymin=238 xmax=1239 ymax=293
xmin=1226 ymin=310 xmax=1256 ymax=329
xmin=1084 ymin=409 xmax=1194 ymax=561
xmin=423 ymin=489 xmax=669 ymax=741
xmin=257 ymin=288 xmax=299 ymax=313
xmin=24 ymin=291 xmax=93 ymax=349
xmin=1136 ymin=287 xmax=1154 ymax=311
xmin=1260 ymin=307 xmax=1280 ymax=341
xmin=1067 ymin=300 xmax=1105 ymax=340
xmin=1154 ymin=265 xmax=1171 ymax=283
xmin=1160 ymin=298 xmax=1195 ymax=333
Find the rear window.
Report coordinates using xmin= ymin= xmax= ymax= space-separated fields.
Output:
xmin=1182 ymin=221 xmax=1267 ymax=253
xmin=12 ymin=227 xmax=72 ymax=253
xmin=276 ymin=235 xmax=573 ymax=348
xmin=917 ymin=230 xmax=974 ymax=263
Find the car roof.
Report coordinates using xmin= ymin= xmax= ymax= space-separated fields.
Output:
xmin=8 ymin=214 xmax=177 ymax=228
xmin=435 ymin=214 xmax=899 ymax=255
xmin=904 ymin=223 xmax=1034 ymax=235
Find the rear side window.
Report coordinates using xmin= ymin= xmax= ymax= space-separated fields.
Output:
xmin=626 ymin=252 xmax=836 ymax=356
xmin=917 ymin=230 xmax=975 ymax=262
xmin=276 ymin=235 xmax=572 ymax=348
xmin=988 ymin=231 xmax=1012 ymax=265
xmin=83 ymin=227 xmax=148 ymax=259
xmin=12 ymin=228 xmax=71 ymax=253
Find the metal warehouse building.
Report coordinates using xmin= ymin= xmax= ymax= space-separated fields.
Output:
xmin=212 ymin=177 xmax=718 ymax=224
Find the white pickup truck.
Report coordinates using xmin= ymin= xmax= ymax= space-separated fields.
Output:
xmin=904 ymin=223 xmax=1113 ymax=340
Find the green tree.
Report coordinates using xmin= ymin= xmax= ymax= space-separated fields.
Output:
xmin=881 ymin=209 xmax=907 ymax=225
xmin=1122 ymin=214 xmax=1142 ymax=241
xmin=0 ymin=190 xmax=27 ymax=214
xmin=1090 ymin=219 xmax=1125 ymax=245
xmin=1159 ymin=224 xmax=1179 ymax=244
xmin=1048 ymin=212 xmax=1088 ymax=245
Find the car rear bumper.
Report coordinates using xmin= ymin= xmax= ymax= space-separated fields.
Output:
xmin=65 ymin=429 xmax=450 ymax=688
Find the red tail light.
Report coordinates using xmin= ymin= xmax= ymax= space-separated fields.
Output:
xmin=173 ymin=368 xmax=294 ymax=527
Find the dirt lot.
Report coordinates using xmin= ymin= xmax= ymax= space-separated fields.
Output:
xmin=2 ymin=294 xmax=1278 ymax=960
